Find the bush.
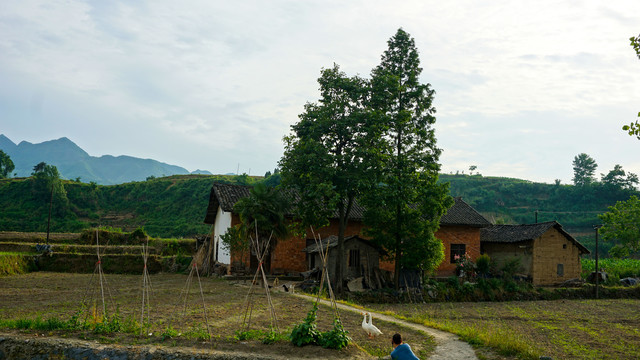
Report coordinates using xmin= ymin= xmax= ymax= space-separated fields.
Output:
xmin=290 ymin=304 xmax=320 ymax=347
xmin=476 ymin=254 xmax=491 ymax=276
xmin=318 ymin=318 xmax=350 ymax=350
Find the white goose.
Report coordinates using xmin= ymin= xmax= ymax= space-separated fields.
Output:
xmin=361 ymin=312 xmax=383 ymax=338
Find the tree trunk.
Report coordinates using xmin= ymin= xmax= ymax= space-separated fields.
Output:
xmin=336 ymin=201 xmax=346 ymax=293
xmin=394 ymin=125 xmax=403 ymax=290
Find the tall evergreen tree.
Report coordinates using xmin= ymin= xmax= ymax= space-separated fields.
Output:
xmin=572 ymin=153 xmax=598 ymax=186
xmin=364 ymin=29 xmax=452 ymax=287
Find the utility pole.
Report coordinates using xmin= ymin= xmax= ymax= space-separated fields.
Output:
xmin=46 ymin=181 xmax=54 ymax=245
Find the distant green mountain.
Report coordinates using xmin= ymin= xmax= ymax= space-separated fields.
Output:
xmin=0 ymin=135 xmax=196 ymax=185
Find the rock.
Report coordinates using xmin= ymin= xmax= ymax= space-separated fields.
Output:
xmin=620 ymin=277 xmax=639 ymax=287
xmin=347 ymin=277 xmax=364 ymax=292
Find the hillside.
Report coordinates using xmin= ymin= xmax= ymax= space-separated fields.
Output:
xmin=0 ymin=135 xmax=207 ymax=185
xmin=0 ymin=173 xmax=636 ymax=255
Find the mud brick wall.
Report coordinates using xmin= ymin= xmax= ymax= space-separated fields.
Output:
xmin=532 ymin=228 xmax=583 ymax=285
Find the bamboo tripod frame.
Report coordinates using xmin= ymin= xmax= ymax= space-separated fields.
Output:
xmin=140 ymin=238 xmax=153 ymax=334
xmin=240 ymin=228 xmax=279 ymax=332
xmin=80 ymin=229 xmax=116 ymax=323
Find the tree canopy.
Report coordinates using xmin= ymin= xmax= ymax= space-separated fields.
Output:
xmin=364 ymin=28 xmax=452 ymax=285
xmin=572 ymin=153 xmax=598 ymax=186
xmin=280 ymin=64 xmax=378 ymax=292
xmin=601 ymin=164 xmax=639 ymax=191
xmin=0 ymin=150 xmax=15 ymax=178
xmin=599 ymin=195 xmax=640 ymax=258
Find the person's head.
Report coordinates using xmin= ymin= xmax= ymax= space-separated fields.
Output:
xmin=392 ymin=333 xmax=402 ymax=348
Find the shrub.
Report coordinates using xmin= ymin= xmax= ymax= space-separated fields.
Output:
xmin=318 ymin=318 xmax=350 ymax=350
xmin=290 ymin=304 xmax=320 ymax=347
xmin=476 ymin=254 xmax=491 ymax=276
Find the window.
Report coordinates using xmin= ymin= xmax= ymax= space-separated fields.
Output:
xmin=349 ymin=249 xmax=360 ymax=268
xmin=557 ymin=263 xmax=564 ymax=277
xmin=450 ymin=244 xmax=466 ymax=264
xmin=563 ymin=243 xmax=567 ymax=249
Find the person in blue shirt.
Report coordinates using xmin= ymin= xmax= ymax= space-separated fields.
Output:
xmin=390 ymin=333 xmax=419 ymax=360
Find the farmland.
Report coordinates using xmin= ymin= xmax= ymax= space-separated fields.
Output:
xmin=1 ymin=272 xmax=640 ymax=359
xmin=0 ymin=272 xmax=436 ymax=359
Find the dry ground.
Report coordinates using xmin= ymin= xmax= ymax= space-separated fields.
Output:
xmin=0 ymin=272 xmax=435 ymax=359
xmin=367 ymin=299 xmax=640 ymax=360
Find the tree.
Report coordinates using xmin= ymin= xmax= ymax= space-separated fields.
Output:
xmin=232 ymin=183 xmax=288 ymax=272
xmin=572 ymin=153 xmax=597 ymax=186
xmin=30 ymin=162 xmax=68 ymax=217
xmin=599 ymin=195 xmax=640 ymax=258
xmin=601 ymin=164 xmax=639 ymax=190
xmin=364 ymin=28 xmax=452 ymax=287
xmin=0 ymin=150 xmax=14 ymax=178
xmin=280 ymin=64 xmax=377 ymax=292
xmin=623 ymin=33 xmax=640 ymax=139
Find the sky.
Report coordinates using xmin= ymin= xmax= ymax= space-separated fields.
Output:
xmin=1 ymin=0 xmax=639 ymax=185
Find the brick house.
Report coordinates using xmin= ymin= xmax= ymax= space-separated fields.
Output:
xmin=480 ymin=221 xmax=590 ymax=285
xmin=203 ymin=183 xmax=491 ymax=279
xmin=435 ymin=197 xmax=492 ymax=276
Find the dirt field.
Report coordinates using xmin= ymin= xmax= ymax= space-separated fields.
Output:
xmin=0 ymin=272 xmax=435 ymax=359
xmin=367 ymin=299 xmax=640 ymax=359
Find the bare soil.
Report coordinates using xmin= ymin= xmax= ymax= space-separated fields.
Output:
xmin=0 ymin=272 xmax=436 ymax=359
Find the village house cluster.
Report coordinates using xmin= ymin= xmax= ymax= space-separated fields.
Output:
xmin=204 ymin=183 xmax=589 ymax=286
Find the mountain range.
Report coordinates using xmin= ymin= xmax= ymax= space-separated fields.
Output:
xmin=0 ymin=135 xmax=211 ymax=185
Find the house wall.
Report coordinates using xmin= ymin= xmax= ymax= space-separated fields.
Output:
xmin=531 ymin=228 xmax=583 ymax=285
xmin=213 ymin=207 xmax=232 ymax=264
xmin=229 ymin=218 xmax=370 ymax=275
xmin=481 ymin=241 xmax=533 ymax=276
xmin=436 ymin=225 xmax=482 ymax=276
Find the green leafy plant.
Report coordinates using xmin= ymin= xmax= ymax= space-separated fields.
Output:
xmin=161 ymin=326 xmax=180 ymax=341
xmin=318 ymin=318 xmax=350 ymax=350
xmin=476 ymin=254 xmax=491 ymax=277
xmin=290 ymin=304 xmax=320 ymax=347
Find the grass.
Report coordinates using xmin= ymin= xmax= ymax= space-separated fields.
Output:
xmin=582 ymin=258 xmax=640 ymax=280
xmin=0 ymin=252 xmax=36 ymax=276
xmin=367 ymin=299 xmax=640 ymax=360
xmin=0 ymin=273 xmax=435 ymax=359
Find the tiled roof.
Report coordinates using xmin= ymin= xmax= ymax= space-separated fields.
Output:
xmin=440 ymin=197 xmax=492 ymax=227
xmin=204 ymin=184 xmax=490 ymax=228
xmin=480 ymin=221 xmax=590 ymax=254
xmin=203 ymin=183 xmax=252 ymax=224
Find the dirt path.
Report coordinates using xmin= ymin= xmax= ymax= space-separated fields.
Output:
xmin=293 ymin=293 xmax=478 ymax=360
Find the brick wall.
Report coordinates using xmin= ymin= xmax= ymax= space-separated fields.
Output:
xmin=436 ymin=225 xmax=482 ymax=276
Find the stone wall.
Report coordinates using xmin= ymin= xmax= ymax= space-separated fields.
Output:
xmin=0 ymin=334 xmax=274 ymax=360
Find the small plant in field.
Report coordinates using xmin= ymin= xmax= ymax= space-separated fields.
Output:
xmin=161 ymin=326 xmax=180 ymax=341
xmin=184 ymin=326 xmax=210 ymax=341
xmin=262 ymin=328 xmax=287 ymax=344
xmin=318 ymin=318 xmax=350 ymax=350
xmin=290 ymin=304 xmax=320 ymax=346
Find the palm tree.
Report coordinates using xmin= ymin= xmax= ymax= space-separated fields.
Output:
xmin=233 ymin=183 xmax=289 ymax=272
